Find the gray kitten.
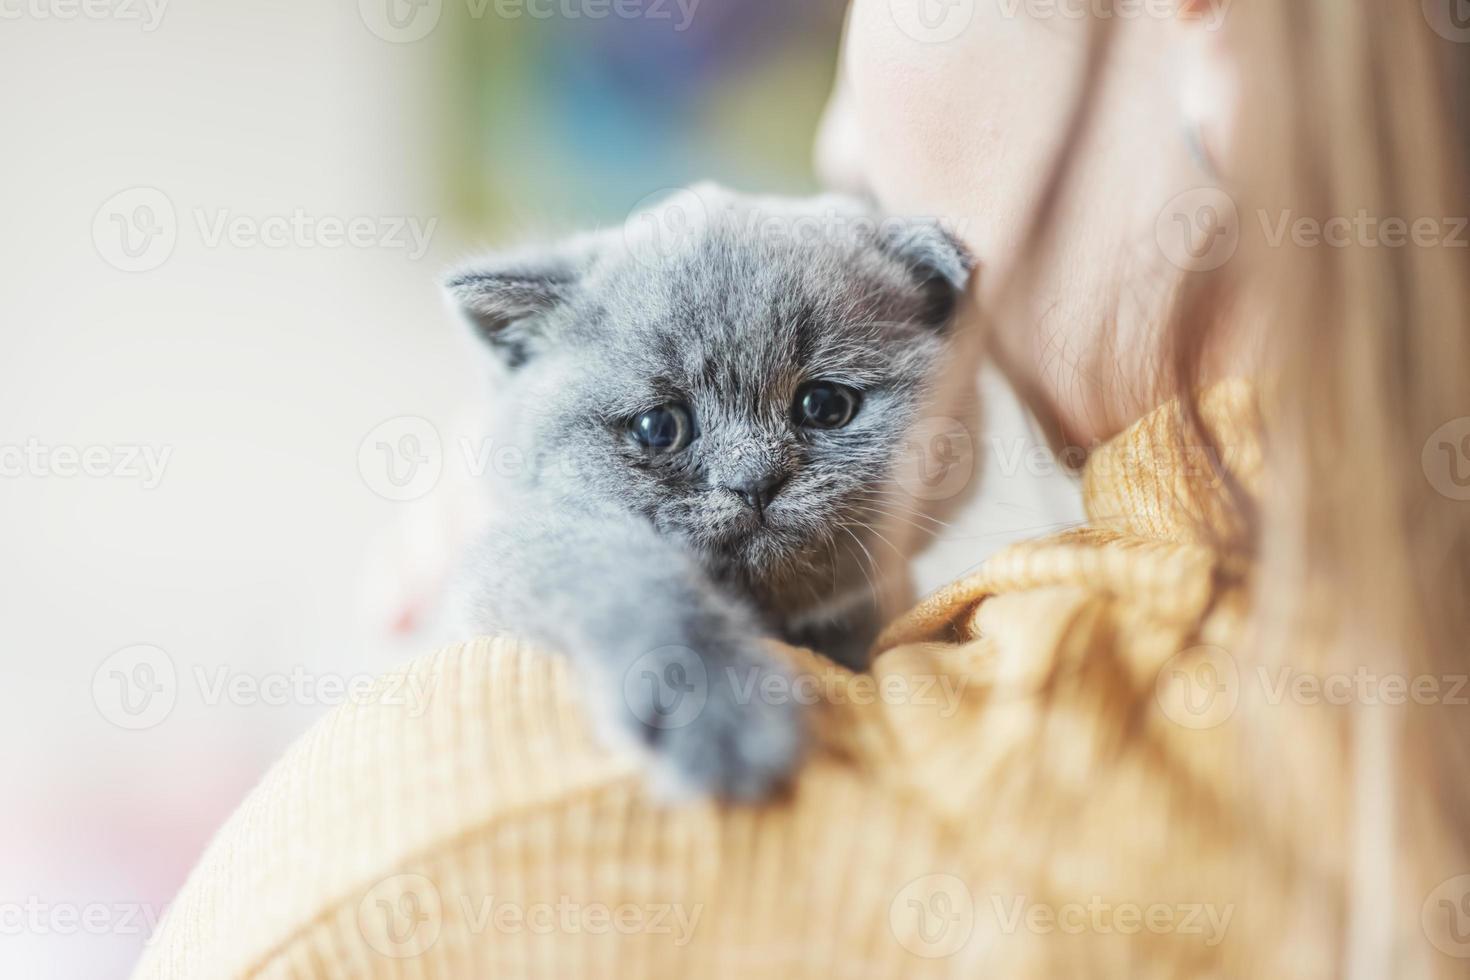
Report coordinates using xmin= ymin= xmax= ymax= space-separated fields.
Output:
xmin=447 ymin=185 xmax=974 ymax=801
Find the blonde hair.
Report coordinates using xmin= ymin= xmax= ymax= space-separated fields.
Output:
xmin=1008 ymin=3 xmax=1470 ymax=972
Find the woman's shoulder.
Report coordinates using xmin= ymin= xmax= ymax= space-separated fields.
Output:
xmin=132 ymin=638 xmax=642 ymax=978
xmin=135 ymin=516 xmax=1263 ymax=979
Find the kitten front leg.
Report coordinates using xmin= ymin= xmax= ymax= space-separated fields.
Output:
xmin=454 ymin=504 xmax=805 ymax=801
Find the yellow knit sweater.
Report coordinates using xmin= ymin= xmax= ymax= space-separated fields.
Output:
xmin=135 ymin=383 xmax=1321 ymax=978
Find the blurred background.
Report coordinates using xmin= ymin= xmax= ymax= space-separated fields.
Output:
xmin=0 ymin=2 xmax=1080 ymax=976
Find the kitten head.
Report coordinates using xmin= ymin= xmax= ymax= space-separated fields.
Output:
xmin=447 ymin=185 xmax=974 ymax=602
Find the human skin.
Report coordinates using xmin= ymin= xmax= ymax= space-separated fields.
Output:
xmin=817 ymin=0 xmax=1236 ymax=448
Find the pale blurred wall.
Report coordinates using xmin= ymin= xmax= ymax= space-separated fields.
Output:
xmin=0 ymin=5 xmax=465 ymax=975
xmin=0 ymin=4 xmax=1080 ymax=977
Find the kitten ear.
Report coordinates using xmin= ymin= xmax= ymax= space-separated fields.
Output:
xmin=444 ymin=243 xmax=591 ymax=368
xmin=877 ymin=220 xmax=975 ymax=328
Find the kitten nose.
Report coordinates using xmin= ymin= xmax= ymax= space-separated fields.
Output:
xmin=726 ymin=473 xmax=788 ymax=518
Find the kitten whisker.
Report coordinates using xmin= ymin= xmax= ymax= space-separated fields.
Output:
xmin=839 ymin=519 xmax=908 ymax=563
xmin=847 ymin=505 xmax=944 ymax=539
xmin=848 ymin=492 xmax=955 ymax=529
xmin=836 ymin=524 xmax=881 ymax=601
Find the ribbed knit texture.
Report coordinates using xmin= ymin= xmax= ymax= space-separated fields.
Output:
xmin=134 ymin=382 xmax=1328 ymax=978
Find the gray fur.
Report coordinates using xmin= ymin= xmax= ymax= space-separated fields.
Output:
xmin=447 ymin=185 xmax=974 ymax=800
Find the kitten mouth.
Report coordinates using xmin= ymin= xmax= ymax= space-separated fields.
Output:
xmin=706 ymin=513 xmax=810 ymax=564
xmin=673 ymin=499 xmax=813 ymax=570
xmin=711 ymin=521 xmax=774 ymax=553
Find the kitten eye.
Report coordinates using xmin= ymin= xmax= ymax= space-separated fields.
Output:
xmin=794 ymin=382 xmax=861 ymax=430
xmin=631 ymin=403 xmax=694 ymax=452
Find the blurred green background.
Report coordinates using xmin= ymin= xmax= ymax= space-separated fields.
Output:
xmin=439 ymin=0 xmax=848 ymax=233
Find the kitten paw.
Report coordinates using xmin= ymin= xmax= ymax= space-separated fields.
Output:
xmin=617 ymin=643 xmax=805 ymax=802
